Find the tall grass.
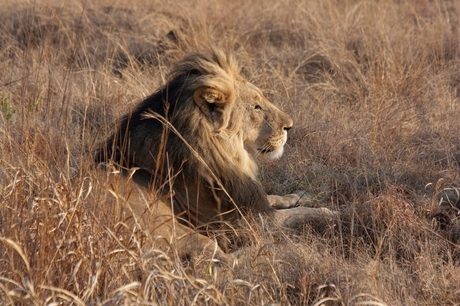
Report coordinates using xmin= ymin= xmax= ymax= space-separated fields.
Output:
xmin=1 ymin=0 xmax=459 ymax=304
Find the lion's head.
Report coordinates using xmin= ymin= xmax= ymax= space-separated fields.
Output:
xmin=234 ymin=78 xmax=293 ymax=162
xmin=96 ymin=48 xmax=293 ymax=227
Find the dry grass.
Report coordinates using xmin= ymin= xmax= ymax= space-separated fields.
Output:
xmin=1 ymin=0 xmax=460 ymax=304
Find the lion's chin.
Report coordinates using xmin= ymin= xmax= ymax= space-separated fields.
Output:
xmin=259 ymin=147 xmax=284 ymax=160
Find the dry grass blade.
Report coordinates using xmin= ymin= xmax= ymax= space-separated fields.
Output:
xmin=38 ymin=285 xmax=85 ymax=306
xmin=0 ymin=238 xmax=30 ymax=273
xmin=0 ymin=277 xmax=25 ymax=292
xmin=65 ymin=259 xmax=82 ymax=289
xmin=111 ymin=282 xmax=141 ymax=296
xmin=81 ymin=269 xmax=101 ymax=302
xmin=312 ymin=297 xmax=342 ymax=306
xmin=350 ymin=293 xmax=388 ymax=306
xmin=0 ymin=283 xmax=15 ymax=305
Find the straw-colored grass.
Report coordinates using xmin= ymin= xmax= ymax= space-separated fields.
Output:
xmin=1 ymin=0 xmax=460 ymax=304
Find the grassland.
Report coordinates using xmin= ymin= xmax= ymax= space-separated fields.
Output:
xmin=1 ymin=0 xmax=460 ymax=305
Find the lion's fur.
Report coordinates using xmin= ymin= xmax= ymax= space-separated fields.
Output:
xmin=96 ymin=49 xmax=335 ymax=260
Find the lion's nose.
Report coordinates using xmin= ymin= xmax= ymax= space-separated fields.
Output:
xmin=284 ymin=118 xmax=293 ymax=131
xmin=281 ymin=113 xmax=293 ymax=132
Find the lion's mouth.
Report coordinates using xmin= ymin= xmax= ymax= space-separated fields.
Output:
xmin=258 ymin=148 xmax=274 ymax=154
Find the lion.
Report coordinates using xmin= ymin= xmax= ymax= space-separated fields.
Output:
xmin=95 ymin=48 xmax=336 ymax=263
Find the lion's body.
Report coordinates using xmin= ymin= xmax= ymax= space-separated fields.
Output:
xmin=95 ymin=165 xmax=228 ymax=261
xmin=96 ymin=49 xmax=335 ymax=261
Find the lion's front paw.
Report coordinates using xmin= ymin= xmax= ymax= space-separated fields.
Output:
xmin=293 ymin=190 xmax=314 ymax=207
xmin=275 ymin=206 xmax=339 ymax=230
xmin=267 ymin=190 xmax=314 ymax=209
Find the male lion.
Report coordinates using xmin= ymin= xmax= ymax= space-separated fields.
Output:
xmin=95 ymin=49 xmax=335 ymax=262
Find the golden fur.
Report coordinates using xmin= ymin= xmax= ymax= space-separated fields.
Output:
xmin=95 ymin=49 xmax=335 ymax=261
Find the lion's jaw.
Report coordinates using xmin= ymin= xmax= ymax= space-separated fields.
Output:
xmin=246 ymin=129 xmax=288 ymax=161
xmin=256 ymin=133 xmax=287 ymax=160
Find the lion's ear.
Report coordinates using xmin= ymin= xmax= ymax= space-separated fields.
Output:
xmin=193 ymin=86 xmax=232 ymax=131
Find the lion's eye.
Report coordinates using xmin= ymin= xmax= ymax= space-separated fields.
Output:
xmin=254 ymin=105 xmax=262 ymax=110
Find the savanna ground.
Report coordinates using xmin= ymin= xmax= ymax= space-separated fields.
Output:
xmin=1 ymin=0 xmax=460 ymax=305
